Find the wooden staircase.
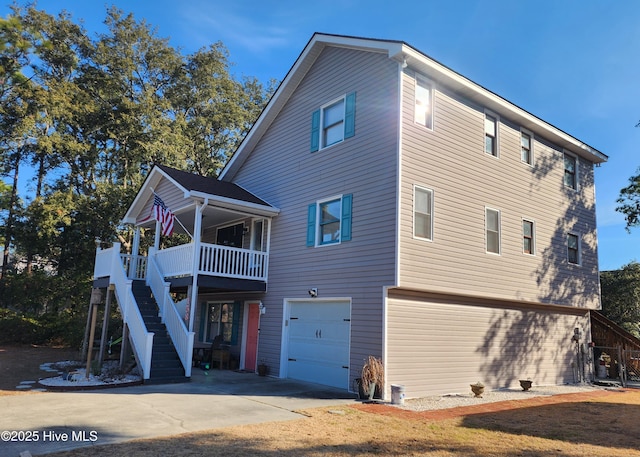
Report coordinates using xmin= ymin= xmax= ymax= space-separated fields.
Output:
xmin=131 ymin=280 xmax=189 ymax=384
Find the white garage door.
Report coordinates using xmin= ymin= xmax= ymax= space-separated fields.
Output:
xmin=286 ymin=300 xmax=350 ymax=389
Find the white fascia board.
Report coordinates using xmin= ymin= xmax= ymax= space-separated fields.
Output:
xmin=189 ymin=190 xmax=280 ymax=217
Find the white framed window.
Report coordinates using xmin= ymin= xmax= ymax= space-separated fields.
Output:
xmin=485 ymin=207 xmax=501 ymax=254
xmin=322 ymin=98 xmax=345 ymax=148
xmin=306 ymin=194 xmax=353 ymax=247
xmin=484 ymin=112 xmax=499 ymax=157
xmin=564 ymin=152 xmax=578 ymax=190
xmin=567 ymin=233 xmax=581 ymax=265
xmin=415 ymin=75 xmax=434 ymax=129
xmin=310 ymin=92 xmax=356 ymax=152
xmin=522 ymin=219 xmax=535 ymax=255
xmin=414 ymin=185 xmax=433 ymax=241
xmin=521 ymin=129 xmax=533 ymax=165
xmin=203 ymin=302 xmax=236 ymax=344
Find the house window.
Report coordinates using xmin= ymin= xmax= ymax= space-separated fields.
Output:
xmin=485 ymin=113 xmax=498 ymax=156
xmin=414 ymin=186 xmax=433 ymax=240
xmin=564 ymin=153 xmax=577 ymax=190
xmin=486 ymin=208 xmax=500 ymax=254
xmin=523 ymin=219 xmax=535 ymax=254
xmin=307 ymin=194 xmax=353 ymax=246
xmin=415 ymin=76 xmax=433 ymax=129
xmin=521 ymin=130 xmax=533 ymax=165
xmin=567 ymin=233 xmax=580 ymax=264
xmin=310 ymin=92 xmax=356 ymax=152
xmin=319 ymin=198 xmax=341 ymax=244
xmin=251 ymin=219 xmax=264 ymax=251
xmin=204 ymin=302 xmax=236 ymax=344
xmin=323 ymin=99 xmax=345 ymax=147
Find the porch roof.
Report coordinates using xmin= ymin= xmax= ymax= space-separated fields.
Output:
xmin=122 ymin=164 xmax=279 ymax=226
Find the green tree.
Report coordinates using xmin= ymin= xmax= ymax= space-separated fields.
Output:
xmin=0 ymin=4 xmax=274 ymax=340
xmin=600 ymin=262 xmax=640 ymax=338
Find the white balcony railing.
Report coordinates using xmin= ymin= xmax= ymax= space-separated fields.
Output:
xmin=154 ymin=242 xmax=268 ymax=282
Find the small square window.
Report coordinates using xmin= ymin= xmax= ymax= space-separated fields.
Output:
xmin=485 ymin=113 xmax=498 ymax=156
xmin=568 ymin=233 xmax=580 ymax=264
xmin=564 ymin=153 xmax=577 ymax=190
xmin=415 ymin=76 xmax=433 ymax=129
xmin=414 ymin=186 xmax=433 ymax=240
xmin=521 ymin=131 xmax=533 ymax=165
xmin=486 ymin=208 xmax=500 ymax=254
xmin=523 ymin=220 xmax=534 ymax=254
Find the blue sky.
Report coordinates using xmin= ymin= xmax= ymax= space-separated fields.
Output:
xmin=3 ymin=0 xmax=640 ymax=271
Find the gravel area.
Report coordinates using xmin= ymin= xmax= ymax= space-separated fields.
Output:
xmin=399 ymin=383 xmax=612 ymax=412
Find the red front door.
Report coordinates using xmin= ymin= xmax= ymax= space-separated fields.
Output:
xmin=244 ymin=303 xmax=260 ymax=372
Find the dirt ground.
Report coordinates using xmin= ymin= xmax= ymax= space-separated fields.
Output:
xmin=0 ymin=345 xmax=81 ymax=391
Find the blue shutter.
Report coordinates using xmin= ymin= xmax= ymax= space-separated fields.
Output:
xmin=310 ymin=109 xmax=320 ymax=152
xmin=230 ymin=301 xmax=241 ymax=345
xmin=306 ymin=203 xmax=316 ymax=246
xmin=344 ymin=92 xmax=356 ymax=139
xmin=199 ymin=303 xmax=207 ymax=342
xmin=341 ymin=194 xmax=352 ymax=241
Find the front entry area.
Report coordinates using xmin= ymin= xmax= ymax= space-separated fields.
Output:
xmin=283 ymin=299 xmax=351 ymax=389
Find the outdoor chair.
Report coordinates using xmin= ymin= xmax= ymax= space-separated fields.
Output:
xmin=207 ymin=335 xmax=230 ymax=369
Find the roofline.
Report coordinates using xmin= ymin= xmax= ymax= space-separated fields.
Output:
xmin=122 ymin=165 xmax=188 ymax=224
xmin=220 ymin=33 xmax=606 ymax=181
xmin=395 ymin=41 xmax=607 ymax=163
xmin=189 ymin=190 xmax=280 ymax=217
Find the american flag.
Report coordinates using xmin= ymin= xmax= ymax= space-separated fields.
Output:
xmin=153 ymin=194 xmax=175 ymax=236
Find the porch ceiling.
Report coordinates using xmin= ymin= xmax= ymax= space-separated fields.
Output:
xmin=136 ymin=201 xmax=273 ymax=237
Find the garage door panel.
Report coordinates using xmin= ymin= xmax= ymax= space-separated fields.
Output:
xmin=286 ymin=300 xmax=351 ymax=389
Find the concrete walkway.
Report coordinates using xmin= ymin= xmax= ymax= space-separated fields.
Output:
xmin=0 ymin=369 xmax=356 ymax=457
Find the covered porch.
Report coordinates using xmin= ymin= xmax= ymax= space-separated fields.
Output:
xmin=92 ymin=165 xmax=279 ymax=381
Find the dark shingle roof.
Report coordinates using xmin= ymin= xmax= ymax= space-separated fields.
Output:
xmin=157 ymin=164 xmax=272 ymax=207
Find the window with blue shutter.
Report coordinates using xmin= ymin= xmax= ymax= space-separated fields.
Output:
xmin=307 ymin=203 xmax=316 ymax=246
xmin=307 ymin=194 xmax=353 ymax=246
xmin=230 ymin=301 xmax=241 ymax=345
xmin=310 ymin=92 xmax=356 ymax=151
xmin=310 ymin=109 xmax=320 ymax=152
xmin=341 ymin=194 xmax=352 ymax=241
xmin=344 ymin=92 xmax=356 ymax=139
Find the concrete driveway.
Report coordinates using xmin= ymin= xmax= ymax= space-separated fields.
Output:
xmin=0 ymin=369 xmax=356 ymax=457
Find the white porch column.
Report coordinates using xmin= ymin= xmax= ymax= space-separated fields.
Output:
xmin=128 ymin=226 xmax=141 ymax=278
xmin=264 ymin=218 xmax=272 ymax=279
xmin=188 ymin=201 xmax=205 ymax=333
xmin=154 ymin=220 xmax=161 ymax=251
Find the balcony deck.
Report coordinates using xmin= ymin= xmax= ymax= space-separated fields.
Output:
xmin=94 ymin=242 xmax=268 ymax=290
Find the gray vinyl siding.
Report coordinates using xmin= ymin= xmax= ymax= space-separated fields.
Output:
xmin=230 ymin=46 xmax=399 ymax=383
xmin=386 ymin=290 xmax=591 ymax=398
xmin=398 ymin=69 xmax=600 ymax=309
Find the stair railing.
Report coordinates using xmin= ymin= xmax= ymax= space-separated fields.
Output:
xmin=147 ymin=247 xmax=195 ymax=377
xmin=98 ymin=242 xmax=154 ymax=379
